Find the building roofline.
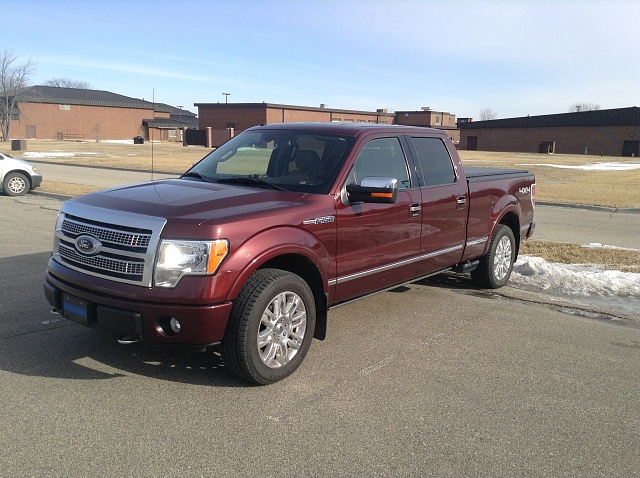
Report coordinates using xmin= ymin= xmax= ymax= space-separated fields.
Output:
xmin=458 ymin=106 xmax=640 ymax=129
xmin=193 ymin=102 xmax=394 ymax=116
xmin=17 ymin=85 xmax=172 ymax=113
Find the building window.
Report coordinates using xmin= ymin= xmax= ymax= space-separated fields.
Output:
xmin=435 ymin=115 xmax=441 ymax=125
xmin=60 ymin=104 xmax=71 ymax=111
xmin=331 ymin=118 xmax=341 ymax=122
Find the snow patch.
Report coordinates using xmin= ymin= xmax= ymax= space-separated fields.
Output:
xmin=519 ymin=162 xmax=640 ymax=171
xmin=23 ymin=152 xmax=99 ymax=159
xmin=512 ymin=255 xmax=640 ymax=298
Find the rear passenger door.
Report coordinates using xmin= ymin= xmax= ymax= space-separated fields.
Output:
xmin=407 ymin=135 xmax=468 ymax=275
xmin=333 ymin=136 xmax=422 ymax=303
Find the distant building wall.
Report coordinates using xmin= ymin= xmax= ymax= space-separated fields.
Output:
xmin=458 ymin=108 xmax=640 ymax=157
xmin=195 ymin=103 xmax=394 ymax=143
xmin=197 ymin=104 xmax=268 ymax=134
xmin=11 ymin=102 xmax=156 ymax=140
xmin=460 ymin=125 xmax=640 ymax=156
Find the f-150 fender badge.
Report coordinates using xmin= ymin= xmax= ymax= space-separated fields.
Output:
xmin=303 ymin=216 xmax=335 ymax=225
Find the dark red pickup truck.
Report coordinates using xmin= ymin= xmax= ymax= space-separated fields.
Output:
xmin=44 ymin=123 xmax=535 ymax=384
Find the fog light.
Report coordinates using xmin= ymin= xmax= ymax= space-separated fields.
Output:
xmin=169 ymin=318 xmax=181 ymax=334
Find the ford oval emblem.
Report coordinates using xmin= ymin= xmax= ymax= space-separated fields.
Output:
xmin=75 ymin=234 xmax=101 ymax=255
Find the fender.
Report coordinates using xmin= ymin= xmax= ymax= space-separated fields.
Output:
xmin=482 ymin=194 xmax=521 ymax=255
xmin=222 ymin=225 xmax=332 ymax=302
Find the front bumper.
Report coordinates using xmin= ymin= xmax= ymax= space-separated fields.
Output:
xmin=31 ymin=173 xmax=43 ymax=189
xmin=44 ymin=271 xmax=233 ymax=346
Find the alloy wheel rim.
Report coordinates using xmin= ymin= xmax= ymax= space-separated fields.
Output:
xmin=8 ymin=177 xmax=26 ymax=194
xmin=257 ymin=291 xmax=307 ymax=368
xmin=493 ymin=236 xmax=513 ymax=281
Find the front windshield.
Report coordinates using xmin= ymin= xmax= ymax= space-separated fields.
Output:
xmin=185 ymin=129 xmax=356 ymax=194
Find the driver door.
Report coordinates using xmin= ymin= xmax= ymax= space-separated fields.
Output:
xmin=333 ymin=136 xmax=422 ymax=303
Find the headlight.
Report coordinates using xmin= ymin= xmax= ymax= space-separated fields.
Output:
xmin=154 ymin=239 xmax=229 ymax=288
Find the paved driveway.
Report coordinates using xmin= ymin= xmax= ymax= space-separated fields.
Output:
xmin=0 ymin=194 xmax=638 ymax=477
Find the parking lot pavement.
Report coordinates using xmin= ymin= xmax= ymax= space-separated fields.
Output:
xmin=535 ymin=204 xmax=640 ymax=249
xmin=1 ymin=193 xmax=639 ymax=477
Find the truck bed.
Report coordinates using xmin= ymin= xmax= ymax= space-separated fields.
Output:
xmin=464 ymin=166 xmax=531 ymax=182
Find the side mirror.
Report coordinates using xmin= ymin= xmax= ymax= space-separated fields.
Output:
xmin=345 ymin=177 xmax=398 ymax=204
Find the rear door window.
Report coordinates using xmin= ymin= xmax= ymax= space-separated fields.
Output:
xmin=410 ymin=137 xmax=456 ymax=187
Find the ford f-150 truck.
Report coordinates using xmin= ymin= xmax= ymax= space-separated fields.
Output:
xmin=44 ymin=123 xmax=535 ymax=384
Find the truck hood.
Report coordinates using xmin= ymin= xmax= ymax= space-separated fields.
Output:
xmin=71 ymin=179 xmax=309 ymax=233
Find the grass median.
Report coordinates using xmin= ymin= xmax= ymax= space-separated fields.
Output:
xmin=3 ymin=139 xmax=639 ymax=271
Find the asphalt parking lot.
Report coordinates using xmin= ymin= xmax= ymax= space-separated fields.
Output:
xmin=1 ymin=193 xmax=639 ymax=477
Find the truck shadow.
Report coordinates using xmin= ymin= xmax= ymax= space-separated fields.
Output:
xmin=0 ymin=252 xmax=248 ymax=387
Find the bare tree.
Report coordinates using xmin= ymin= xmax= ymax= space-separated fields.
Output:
xmin=569 ymin=102 xmax=600 ymax=112
xmin=0 ymin=50 xmax=36 ymax=141
xmin=44 ymin=77 xmax=92 ymax=89
xmin=479 ymin=108 xmax=498 ymax=121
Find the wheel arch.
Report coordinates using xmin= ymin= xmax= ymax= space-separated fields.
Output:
xmin=3 ymin=169 xmax=32 ymax=190
xmin=497 ymin=211 xmax=521 ymax=257
xmin=223 ymin=228 xmax=331 ymax=341
xmin=259 ymin=253 xmax=328 ymax=340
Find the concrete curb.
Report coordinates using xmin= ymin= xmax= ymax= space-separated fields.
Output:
xmin=537 ymin=201 xmax=640 ymax=215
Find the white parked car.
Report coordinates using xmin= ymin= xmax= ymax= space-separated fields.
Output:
xmin=0 ymin=152 xmax=43 ymax=196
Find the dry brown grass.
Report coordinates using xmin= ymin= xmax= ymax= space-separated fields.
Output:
xmin=459 ymin=150 xmax=640 ymax=208
xmin=3 ymin=139 xmax=639 ymax=271
xmin=521 ymin=240 xmax=640 ymax=273
xmin=0 ymin=139 xmax=207 ymax=173
xmin=3 ymin=140 xmax=638 ymax=208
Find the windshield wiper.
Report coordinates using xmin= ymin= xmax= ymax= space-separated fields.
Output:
xmin=180 ymin=171 xmax=212 ymax=182
xmin=217 ymin=177 xmax=287 ymax=191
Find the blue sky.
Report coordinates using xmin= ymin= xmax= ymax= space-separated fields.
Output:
xmin=5 ymin=0 xmax=639 ymax=119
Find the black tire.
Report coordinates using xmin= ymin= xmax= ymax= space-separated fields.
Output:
xmin=471 ymin=224 xmax=516 ymax=289
xmin=222 ymin=268 xmax=316 ymax=385
xmin=3 ymin=172 xmax=29 ymax=196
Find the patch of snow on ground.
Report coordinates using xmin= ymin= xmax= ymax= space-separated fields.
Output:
xmin=512 ymin=255 xmax=640 ymax=298
xmin=511 ymin=255 xmax=640 ymax=317
xmin=23 ymin=152 xmax=99 ymax=159
xmin=519 ymin=162 xmax=640 ymax=171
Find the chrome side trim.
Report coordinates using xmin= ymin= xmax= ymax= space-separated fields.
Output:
xmin=466 ymin=236 xmax=488 ymax=247
xmin=328 ymin=244 xmax=463 ymax=286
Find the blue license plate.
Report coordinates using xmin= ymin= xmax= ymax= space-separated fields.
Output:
xmin=62 ymin=294 xmax=89 ymax=326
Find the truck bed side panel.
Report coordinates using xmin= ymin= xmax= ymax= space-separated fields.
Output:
xmin=463 ymin=171 xmax=535 ymax=261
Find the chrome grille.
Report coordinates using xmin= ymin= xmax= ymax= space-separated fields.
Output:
xmin=62 ymin=216 xmax=151 ymax=249
xmin=53 ymin=204 xmax=166 ymax=287
xmin=59 ymin=242 xmax=145 ymax=279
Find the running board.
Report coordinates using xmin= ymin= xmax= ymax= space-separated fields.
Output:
xmin=452 ymin=260 xmax=479 ymax=274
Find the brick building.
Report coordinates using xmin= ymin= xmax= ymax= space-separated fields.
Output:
xmin=194 ymin=102 xmax=461 ymax=147
xmin=194 ymin=102 xmax=398 ymax=146
xmin=458 ymin=107 xmax=640 ymax=157
xmin=394 ymin=108 xmax=459 ymax=143
xmin=6 ymin=86 xmax=195 ymax=142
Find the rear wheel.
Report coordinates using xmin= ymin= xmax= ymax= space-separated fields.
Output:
xmin=222 ymin=268 xmax=315 ymax=385
xmin=471 ymin=224 xmax=516 ymax=289
xmin=3 ymin=172 xmax=29 ymax=196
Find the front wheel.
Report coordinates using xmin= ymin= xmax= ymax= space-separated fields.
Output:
xmin=471 ymin=224 xmax=516 ymax=289
xmin=3 ymin=172 xmax=29 ymax=196
xmin=222 ymin=269 xmax=316 ymax=385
